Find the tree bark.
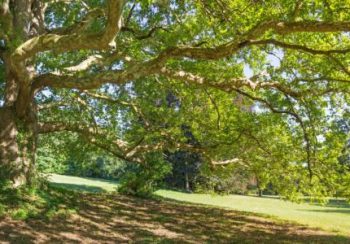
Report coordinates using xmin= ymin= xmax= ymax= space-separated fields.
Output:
xmin=0 ymin=106 xmax=37 ymax=187
xmin=184 ymin=161 xmax=190 ymax=192
xmin=0 ymin=65 xmax=37 ymax=187
xmin=256 ymin=176 xmax=263 ymax=197
xmin=0 ymin=107 xmax=22 ymax=186
xmin=0 ymin=0 xmax=39 ymax=187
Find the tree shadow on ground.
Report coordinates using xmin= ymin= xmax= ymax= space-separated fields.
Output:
xmin=310 ymin=199 xmax=350 ymax=209
xmin=49 ymin=182 xmax=107 ymax=193
xmin=0 ymin=191 xmax=349 ymax=243
xmin=299 ymin=209 xmax=350 ymax=214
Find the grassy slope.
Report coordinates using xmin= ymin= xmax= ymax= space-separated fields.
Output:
xmin=2 ymin=191 xmax=349 ymax=243
xmin=48 ymin=174 xmax=119 ymax=192
xmin=49 ymin=174 xmax=350 ymax=236
xmin=156 ymin=190 xmax=350 ymax=236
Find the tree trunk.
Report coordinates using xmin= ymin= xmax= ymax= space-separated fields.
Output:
xmin=256 ymin=176 xmax=263 ymax=197
xmin=0 ymin=0 xmax=41 ymax=187
xmin=0 ymin=55 xmax=37 ymax=187
xmin=0 ymin=106 xmax=37 ymax=187
xmin=184 ymin=161 xmax=190 ymax=192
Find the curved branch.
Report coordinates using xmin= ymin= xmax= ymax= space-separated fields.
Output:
xmin=37 ymin=120 xmax=243 ymax=166
xmin=249 ymin=39 xmax=350 ymax=55
xmin=58 ymin=51 xmax=126 ymax=74
xmin=11 ymin=0 xmax=125 ymax=62
xmin=38 ymin=121 xmax=126 ymax=148
xmin=31 ymin=19 xmax=350 ymax=91
xmin=159 ymin=68 xmax=301 ymax=98
xmin=32 ymin=52 xmax=164 ymax=90
xmin=204 ymin=89 xmax=221 ymax=129
xmin=267 ymin=21 xmax=350 ymax=34
xmin=37 ymin=121 xmax=197 ymax=163
xmin=37 ymin=121 xmax=130 ymax=158
xmin=0 ymin=0 xmax=12 ymax=40
xmin=48 ymin=8 xmax=105 ymax=35
xmin=121 ymin=26 xmax=168 ymax=40
xmin=167 ymin=20 xmax=350 ymax=60
xmin=82 ymin=90 xmax=150 ymax=127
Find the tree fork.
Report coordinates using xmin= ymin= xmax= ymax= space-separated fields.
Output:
xmin=0 ymin=59 xmax=37 ymax=187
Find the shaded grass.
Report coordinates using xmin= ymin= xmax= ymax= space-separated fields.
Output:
xmin=0 ymin=182 xmax=80 ymax=221
xmin=48 ymin=174 xmax=118 ymax=192
xmin=0 ymin=191 xmax=349 ymax=243
xmin=2 ymin=176 xmax=349 ymax=242
xmin=49 ymin=182 xmax=108 ymax=193
xmin=310 ymin=198 xmax=350 ymax=209
xmin=49 ymin=174 xmax=350 ymax=236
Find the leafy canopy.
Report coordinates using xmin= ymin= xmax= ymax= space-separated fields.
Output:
xmin=2 ymin=0 xmax=350 ymax=199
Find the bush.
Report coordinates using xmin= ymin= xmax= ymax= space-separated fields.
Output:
xmin=118 ymin=153 xmax=171 ymax=197
xmin=0 ymin=203 xmax=5 ymax=217
xmin=11 ymin=208 xmax=29 ymax=220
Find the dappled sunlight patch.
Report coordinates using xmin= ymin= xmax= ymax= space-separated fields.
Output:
xmin=111 ymin=216 xmax=184 ymax=239
xmin=59 ymin=232 xmax=86 ymax=243
xmin=0 ymin=191 xmax=349 ymax=243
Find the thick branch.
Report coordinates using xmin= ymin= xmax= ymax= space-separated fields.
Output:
xmin=38 ymin=121 xmax=127 ymax=151
xmin=267 ymin=21 xmax=350 ymax=34
xmin=82 ymin=90 xmax=150 ymax=127
xmin=0 ymin=0 xmax=12 ymax=39
xmin=159 ymin=68 xmax=301 ymax=98
xmin=249 ymin=39 xmax=350 ymax=55
xmin=48 ymin=8 xmax=105 ymax=35
xmin=31 ymin=19 xmax=350 ymax=91
xmin=161 ymin=20 xmax=350 ymax=60
xmin=32 ymin=54 xmax=163 ymax=90
xmin=64 ymin=55 xmax=103 ymax=72
xmin=121 ymin=26 xmax=168 ymax=40
xmin=37 ymin=121 xmax=201 ymax=163
xmin=11 ymin=0 xmax=125 ymax=62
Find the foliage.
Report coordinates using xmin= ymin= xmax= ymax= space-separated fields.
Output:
xmin=37 ymin=134 xmax=128 ymax=179
xmin=118 ymin=153 xmax=171 ymax=197
xmin=1 ymin=0 xmax=350 ymax=201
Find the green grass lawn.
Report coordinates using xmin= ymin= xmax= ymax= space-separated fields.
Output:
xmin=156 ymin=190 xmax=350 ymax=236
xmin=48 ymin=174 xmax=119 ymax=192
xmin=49 ymin=174 xmax=350 ymax=236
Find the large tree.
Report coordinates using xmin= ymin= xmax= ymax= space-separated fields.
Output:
xmin=1 ymin=0 xmax=350 ymax=191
